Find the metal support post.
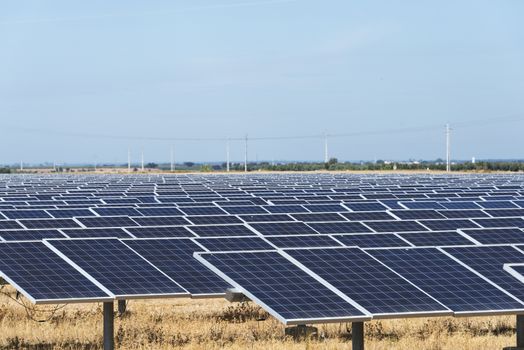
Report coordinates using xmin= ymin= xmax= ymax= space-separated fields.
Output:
xmin=352 ymin=321 xmax=364 ymax=350
xmin=103 ymin=301 xmax=114 ymax=350
xmin=118 ymin=300 xmax=127 ymax=315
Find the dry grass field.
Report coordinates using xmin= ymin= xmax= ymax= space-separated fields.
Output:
xmin=0 ymin=286 xmax=518 ymax=350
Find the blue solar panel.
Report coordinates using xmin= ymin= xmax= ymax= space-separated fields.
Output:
xmin=437 ymin=210 xmax=489 ymax=219
xmin=303 ymin=204 xmax=348 ymax=213
xmin=0 ymin=229 xmax=65 ymax=241
xmin=265 ymin=235 xmax=342 ymax=248
xmin=419 ymin=219 xmax=479 ymax=231
xmin=369 ymin=247 xmax=524 ymax=314
xmin=123 ymin=238 xmax=231 ymax=296
xmin=195 ymin=250 xmax=369 ymax=324
xmin=47 ymin=209 xmax=96 ymax=218
xmin=460 ymin=228 xmax=524 ymax=244
xmin=196 ymin=237 xmax=273 ymax=251
xmin=341 ymin=212 xmax=395 ymax=221
xmin=132 ymin=216 xmax=190 ymax=227
xmin=400 ymin=201 xmax=446 ymax=210
xmin=398 ymin=231 xmax=474 ymax=246
xmin=189 ymin=225 xmax=256 ymax=237
xmin=187 ymin=215 xmax=243 ymax=225
xmin=263 ymin=205 xmax=308 ymax=214
xmin=0 ymin=241 xmax=111 ymax=303
xmin=76 ymin=216 xmax=138 ymax=228
xmin=180 ymin=206 xmax=226 ymax=216
xmin=473 ymin=218 xmax=524 ymax=228
xmin=46 ymin=238 xmax=188 ymax=298
xmin=137 ymin=207 xmax=184 ymax=217
xmin=61 ymin=228 xmax=133 ymax=238
xmin=390 ymin=210 xmax=446 ymax=220
xmin=334 ymin=233 xmax=410 ymax=248
xmin=291 ymin=213 xmax=346 ymax=222
xmin=1 ymin=210 xmax=52 ymax=219
xmin=238 ymin=214 xmax=295 ymax=223
xmin=92 ymin=207 xmax=142 ymax=217
xmin=20 ymin=218 xmax=81 ymax=229
xmin=443 ymin=245 xmax=524 ymax=302
xmin=0 ymin=220 xmax=24 ymax=230
xmin=307 ymin=221 xmax=372 ymax=234
xmin=439 ymin=202 xmax=481 ymax=209
xmin=221 ymin=206 xmax=268 ymax=215
xmin=365 ymin=220 xmax=428 ymax=233
xmin=250 ymin=222 xmax=317 ymax=235
xmin=478 ymin=201 xmax=518 ymax=209
xmin=344 ymin=202 xmax=388 ymax=212
xmin=125 ymin=226 xmax=195 ymax=238
xmin=285 ymin=247 xmax=450 ymax=316
xmin=484 ymin=209 xmax=524 ymax=218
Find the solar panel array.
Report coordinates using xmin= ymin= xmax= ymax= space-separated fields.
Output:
xmin=1 ymin=174 xmax=524 ymax=324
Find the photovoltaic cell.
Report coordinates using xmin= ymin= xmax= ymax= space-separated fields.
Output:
xmin=137 ymin=207 xmax=184 ymax=217
xmin=460 ymin=228 xmax=524 ymax=245
xmin=125 ymin=226 xmax=195 ymax=238
xmin=61 ymin=228 xmax=133 ymax=238
xmin=187 ymin=215 xmax=243 ymax=225
xmin=263 ymin=205 xmax=308 ymax=214
xmin=265 ymin=235 xmax=342 ymax=248
xmin=291 ymin=213 xmax=346 ymax=222
xmin=195 ymin=250 xmax=369 ymax=324
xmin=334 ymin=233 xmax=410 ymax=248
xmin=365 ymin=220 xmax=428 ymax=233
xmin=398 ymin=231 xmax=474 ymax=246
xmin=92 ymin=207 xmax=142 ymax=217
xmin=76 ymin=216 xmax=139 ymax=228
xmin=189 ymin=225 xmax=256 ymax=237
xmin=123 ymin=238 xmax=231 ymax=296
xmin=179 ymin=206 xmax=226 ymax=216
xmin=419 ymin=219 xmax=479 ymax=231
xmin=1 ymin=210 xmax=52 ymax=219
xmin=221 ymin=206 xmax=268 ymax=215
xmin=250 ymin=222 xmax=318 ymax=235
xmin=47 ymin=239 xmax=188 ymax=297
xmin=344 ymin=202 xmax=388 ymax=212
xmin=443 ymin=245 xmax=524 ymax=302
xmin=390 ymin=210 xmax=446 ymax=220
xmin=0 ymin=241 xmax=111 ymax=303
xmin=47 ymin=209 xmax=96 ymax=218
xmin=369 ymin=248 xmax=524 ymax=313
xmin=195 ymin=237 xmax=274 ymax=251
xmin=286 ymin=247 xmax=449 ymax=316
xmin=341 ymin=212 xmax=395 ymax=221
xmin=0 ymin=229 xmax=65 ymax=241
xmin=473 ymin=218 xmax=524 ymax=228
xmin=20 ymin=219 xmax=81 ymax=229
xmin=238 ymin=214 xmax=295 ymax=223
xmin=307 ymin=222 xmax=372 ymax=234
xmin=132 ymin=216 xmax=190 ymax=227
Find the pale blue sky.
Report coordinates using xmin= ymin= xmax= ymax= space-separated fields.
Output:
xmin=1 ymin=0 xmax=523 ymax=164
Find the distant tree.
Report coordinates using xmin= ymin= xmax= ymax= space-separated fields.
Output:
xmin=146 ymin=162 xmax=158 ymax=168
xmin=200 ymin=164 xmax=212 ymax=172
xmin=184 ymin=162 xmax=195 ymax=168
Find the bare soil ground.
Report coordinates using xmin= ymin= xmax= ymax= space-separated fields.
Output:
xmin=0 ymin=286 xmax=518 ymax=350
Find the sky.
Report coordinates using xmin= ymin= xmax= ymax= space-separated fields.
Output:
xmin=1 ymin=0 xmax=523 ymax=165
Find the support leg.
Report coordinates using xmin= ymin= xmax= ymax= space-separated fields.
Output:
xmin=103 ymin=302 xmax=114 ymax=350
xmin=518 ymin=314 xmax=524 ymax=348
xmin=118 ymin=300 xmax=127 ymax=315
xmin=352 ymin=322 xmax=364 ymax=350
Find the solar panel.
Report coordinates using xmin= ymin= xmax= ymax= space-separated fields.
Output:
xmin=398 ymin=231 xmax=474 ymax=246
xmin=473 ymin=218 xmax=524 ymax=228
xmin=76 ymin=216 xmax=139 ymax=228
xmin=303 ymin=204 xmax=348 ymax=213
xmin=125 ymin=226 xmax=195 ymax=238
xmin=195 ymin=237 xmax=274 ymax=251
xmin=334 ymin=233 xmax=410 ymax=248
xmin=443 ymin=245 xmax=524 ymax=302
xmin=484 ymin=209 xmax=524 ymax=218
xmin=307 ymin=221 xmax=372 ymax=234
xmin=365 ymin=220 xmax=428 ymax=233
xmin=263 ymin=205 xmax=308 ymax=214
xmin=369 ymin=247 xmax=524 ymax=314
xmin=122 ymin=238 xmax=231 ymax=296
xmin=285 ymin=247 xmax=450 ymax=316
xmin=0 ymin=229 xmax=65 ymax=241
xmin=47 ymin=209 xmax=96 ymax=218
xmin=132 ymin=216 xmax=190 ymax=227
xmin=400 ymin=201 xmax=445 ymax=210
xmin=179 ymin=206 xmax=226 ymax=216
xmin=419 ymin=219 xmax=479 ymax=231
xmin=439 ymin=202 xmax=481 ymax=210
xmin=250 ymin=222 xmax=318 ymax=235
xmin=187 ymin=215 xmax=243 ymax=225
xmin=478 ymin=201 xmax=518 ymax=209
xmin=1 ymin=209 xmax=52 ymax=219
xmin=291 ymin=213 xmax=346 ymax=222
xmin=238 ymin=214 xmax=295 ymax=223
xmin=61 ymin=228 xmax=133 ymax=238
xmin=194 ymin=250 xmax=370 ymax=324
xmin=390 ymin=210 xmax=446 ymax=220
xmin=437 ymin=210 xmax=489 ymax=219
xmin=189 ymin=225 xmax=256 ymax=237
xmin=221 ymin=206 xmax=268 ymax=215
xmin=460 ymin=228 xmax=524 ymax=245
xmin=344 ymin=202 xmax=388 ymax=212
xmin=137 ymin=207 xmax=184 ymax=217
xmin=20 ymin=218 xmax=81 ymax=229
xmin=46 ymin=238 xmax=188 ymax=298
xmin=0 ymin=241 xmax=112 ymax=303
xmin=92 ymin=207 xmax=142 ymax=217
xmin=341 ymin=211 xmax=395 ymax=221
xmin=0 ymin=220 xmax=25 ymax=230
xmin=265 ymin=235 xmax=342 ymax=248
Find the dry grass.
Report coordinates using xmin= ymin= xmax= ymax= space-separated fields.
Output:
xmin=0 ymin=287 xmax=518 ymax=349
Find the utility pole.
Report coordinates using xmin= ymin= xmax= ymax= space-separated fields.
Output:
xmin=446 ymin=124 xmax=451 ymax=172
xmin=244 ymin=134 xmax=248 ymax=173
xmin=324 ymin=132 xmax=329 ymax=163
xmin=141 ymin=150 xmax=144 ymax=171
xmin=170 ymin=145 xmax=175 ymax=172
xmin=127 ymin=148 xmax=131 ymax=173
xmin=53 ymin=161 xmax=56 ymax=172
xmin=20 ymin=161 xmax=23 ymax=171
xmin=226 ymin=138 xmax=230 ymax=172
